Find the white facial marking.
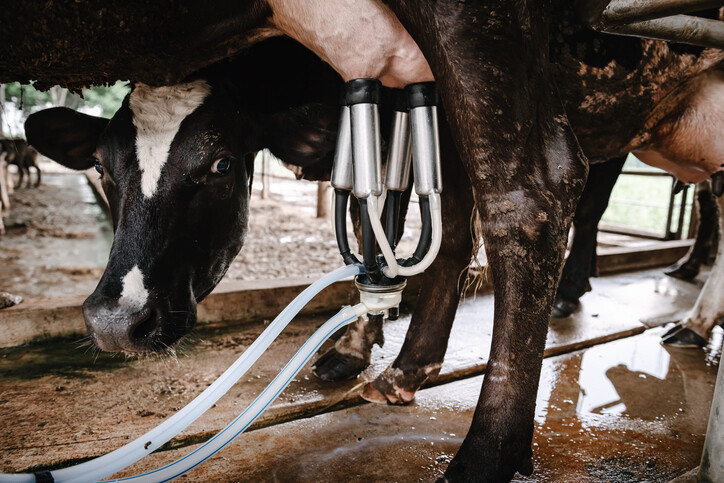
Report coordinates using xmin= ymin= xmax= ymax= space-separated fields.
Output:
xmin=129 ymin=80 xmax=212 ymax=198
xmin=119 ymin=265 xmax=149 ymax=312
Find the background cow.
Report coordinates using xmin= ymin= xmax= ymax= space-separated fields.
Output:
xmin=0 ymin=138 xmax=41 ymax=189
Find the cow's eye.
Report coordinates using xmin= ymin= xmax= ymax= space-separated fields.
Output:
xmin=211 ymin=157 xmax=232 ymax=175
xmin=94 ymin=161 xmax=104 ymax=178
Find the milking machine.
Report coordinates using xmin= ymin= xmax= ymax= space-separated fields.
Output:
xmin=333 ymin=79 xmax=443 ymax=281
xmin=0 ymin=80 xmax=443 ymax=483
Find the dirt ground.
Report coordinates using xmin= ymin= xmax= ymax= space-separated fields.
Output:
xmin=0 ymin=166 xmax=421 ymax=300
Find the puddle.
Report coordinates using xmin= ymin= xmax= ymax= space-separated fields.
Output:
xmin=529 ymin=327 xmax=719 ymax=482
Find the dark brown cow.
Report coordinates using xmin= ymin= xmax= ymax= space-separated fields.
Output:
xmin=12 ymin=2 xmax=724 ymax=482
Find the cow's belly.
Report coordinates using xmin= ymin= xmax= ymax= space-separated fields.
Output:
xmin=268 ymin=0 xmax=433 ymax=88
xmin=635 ymin=70 xmax=724 ymax=184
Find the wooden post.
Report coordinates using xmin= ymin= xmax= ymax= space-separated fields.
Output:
xmin=317 ymin=181 xmax=330 ymax=218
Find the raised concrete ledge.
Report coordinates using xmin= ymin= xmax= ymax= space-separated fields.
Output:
xmin=0 ymin=239 xmax=692 ymax=348
xmin=597 ymin=238 xmax=693 ymax=274
xmin=0 ymin=276 xmax=423 ymax=348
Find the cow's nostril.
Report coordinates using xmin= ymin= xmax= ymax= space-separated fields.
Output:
xmin=131 ymin=309 xmax=160 ymax=341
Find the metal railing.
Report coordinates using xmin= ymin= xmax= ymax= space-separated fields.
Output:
xmin=580 ymin=0 xmax=724 ymax=50
xmin=598 ymin=169 xmax=694 ymax=241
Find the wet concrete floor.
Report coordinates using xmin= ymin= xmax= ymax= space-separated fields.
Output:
xmin=0 ymin=268 xmax=721 ymax=481
xmin=110 ymin=328 xmax=721 ymax=482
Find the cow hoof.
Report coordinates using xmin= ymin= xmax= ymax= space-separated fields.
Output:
xmin=442 ymin=445 xmax=533 ymax=482
xmin=664 ymin=262 xmax=700 ymax=281
xmin=360 ymin=364 xmax=439 ymax=405
xmin=361 ymin=380 xmax=416 ymax=405
xmin=312 ymin=347 xmax=368 ymax=381
xmin=440 ymin=461 xmax=534 ymax=483
xmin=551 ymin=296 xmax=579 ymax=318
xmin=0 ymin=292 xmax=23 ymax=309
xmin=661 ymin=325 xmax=706 ymax=348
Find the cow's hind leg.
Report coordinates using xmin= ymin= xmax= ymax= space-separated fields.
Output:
xmin=25 ymin=165 xmax=33 ymax=188
xmin=665 ymin=181 xmax=717 ymax=280
xmin=15 ymin=164 xmax=24 ymax=189
xmin=553 ymin=156 xmax=625 ymax=317
xmin=385 ymin=1 xmax=586 ymax=480
xmin=663 ymin=193 xmax=724 ymax=347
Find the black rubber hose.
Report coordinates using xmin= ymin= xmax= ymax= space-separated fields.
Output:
xmin=334 ymin=189 xmax=360 ymax=266
xmin=712 ymin=171 xmax=724 ymax=197
xmin=384 ymin=190 xmax=402 ymax=250
xmin=403 ymin=196 xmax=432 ymax=267
xmin=358 ymin=198 xmax=382 ymax=282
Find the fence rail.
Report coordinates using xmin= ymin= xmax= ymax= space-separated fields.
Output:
xmin=600 ymin=170 xmax=693 ymax=241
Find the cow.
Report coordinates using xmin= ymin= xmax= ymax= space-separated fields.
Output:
xmin=552 ymin=165 xmax=721 ymax=319
xmin=0 ymin=138 xmax=41 ymax=189
xmin=665 ymin=180 xmax=720 ymax=281
xmin=24 ymin=2 xmax=724 ymax=482
xmin=662 ymin=184 xmax=723 ymax=348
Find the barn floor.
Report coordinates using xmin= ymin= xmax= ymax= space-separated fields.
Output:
xmin=1 ymin=268 xmax=721 ymax=482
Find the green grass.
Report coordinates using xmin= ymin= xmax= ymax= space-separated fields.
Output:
xmin=600 ymin=154 xmax=693 ymax=238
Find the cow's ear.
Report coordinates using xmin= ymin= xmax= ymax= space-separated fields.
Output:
xmin=25 ymin=107 xmax=109 ymax=170
xmin=262 ymin=103 xmax=337 ymax=169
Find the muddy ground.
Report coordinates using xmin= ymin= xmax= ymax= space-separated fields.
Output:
xmin=0 ymin=168 xmax=421 ymax=300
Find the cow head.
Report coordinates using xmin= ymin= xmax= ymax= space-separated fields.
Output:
xmin=26 ymin=75 xmax=338 ymax=354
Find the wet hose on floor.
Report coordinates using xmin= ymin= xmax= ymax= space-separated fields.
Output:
xmin=0 ymin=264 xmax=406 ymax=483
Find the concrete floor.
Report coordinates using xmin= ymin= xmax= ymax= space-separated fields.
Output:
xmin=0 ymin=268 xmax=721 ymax=481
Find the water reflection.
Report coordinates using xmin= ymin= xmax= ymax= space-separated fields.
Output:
xmin=537 ymin=326 xmax=720 ymax=434
xmin=578 ymin=335 xmax=671 ymax=418
xmin=529 ymin=328 xmax=719 ymax=481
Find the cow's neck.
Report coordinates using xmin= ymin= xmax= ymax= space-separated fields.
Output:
xmin=266 ymin=0 xmax=433 ymax=88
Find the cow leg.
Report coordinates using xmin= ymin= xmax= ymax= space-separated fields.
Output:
xmin=5 ymin=162 xmax=13 ymax=195
xmin=0 ymin=154 xmax=6 ymax=237
xmin=665 ymin=181 xmax=717 ymax=280
xmin=552 ymin=156 xmax=625 ymax=317
xmin=34 ymin=165 xmax=41 ymax=188
xmin=663 ymin=193 xmax=724 ymax=347
xmin=15 ymin=164 xmax=23 ymax=189
xmin=25 ymin=165 xmax=32 ymax=188
xmin=385 ymin=1 xmax=586 ymax=480
xmin=362 ymin=125 xmax=474 ymax=404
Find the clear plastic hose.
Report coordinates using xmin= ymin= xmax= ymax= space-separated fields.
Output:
xmin=366 ymin=195 xmax=399 ymax=277
xmin=383 ymin=192 xmax=442 ymax=277
xmin=106 ymin=303 xmax=369 ymax=482
xmin=0 ymin=263 xmax=362 ymax=483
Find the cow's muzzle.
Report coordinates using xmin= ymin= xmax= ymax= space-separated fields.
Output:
xmin=82 ymin=292 xmax=194 ymax=353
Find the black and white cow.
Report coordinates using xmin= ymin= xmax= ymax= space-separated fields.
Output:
xmin=27 ymin=37 xmax=342 ymax=353
xmin=25 ymin=2 xmax=724 ymax=482
xmin=0 ymin=138 xmax=41 ymax=189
